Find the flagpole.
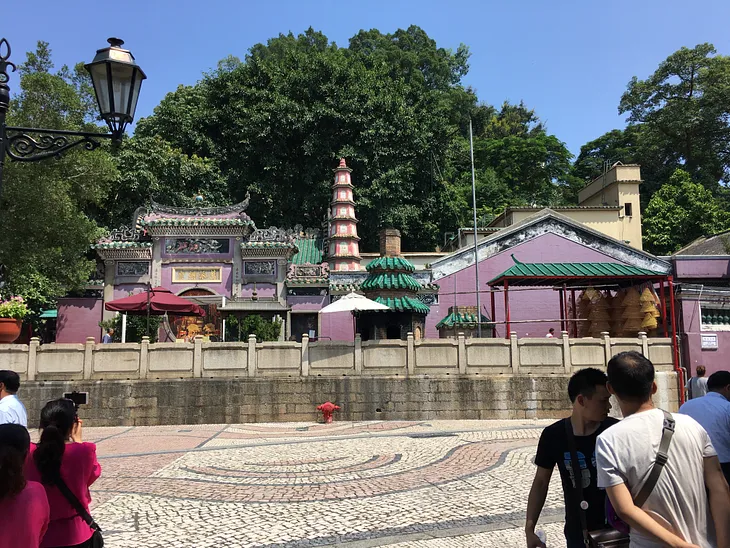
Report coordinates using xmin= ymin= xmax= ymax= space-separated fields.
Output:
xmin=470 ymin=118 xmax=482 ymax=337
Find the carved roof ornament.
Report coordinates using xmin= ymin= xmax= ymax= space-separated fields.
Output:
xmin=148 ymin=193 xmax=251 ymax=217
xmin=105 ymin=225 xmax=141 ymax=242
xmin=248 ymin=224 xmax=302 ymax=244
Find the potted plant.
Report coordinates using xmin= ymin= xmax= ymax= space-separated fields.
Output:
xmin=0 ymin=296 xmax=30 ymax=343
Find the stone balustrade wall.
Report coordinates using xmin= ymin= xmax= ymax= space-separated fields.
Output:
xmin=2 ymin=331 xmax=674 ymax=382
xmin=1 ymin=332 xmax=679 ymax=427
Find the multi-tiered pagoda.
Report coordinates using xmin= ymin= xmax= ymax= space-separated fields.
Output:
xmin=327 ymin=159 xmax=361 ymax=272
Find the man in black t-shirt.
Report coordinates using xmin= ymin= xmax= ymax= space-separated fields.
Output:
xmin=525 ymin=368 xmax=619 ymax=548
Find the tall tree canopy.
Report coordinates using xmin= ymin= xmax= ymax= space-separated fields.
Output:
xmin=131 ymin=26 xmax=572 ymax=250
xmin=643 ymin=169 xmax=730 ymax=255
xmin=0 ymin=42 xmax=117 ymax=311
xmin=571 ymin=43 xmax=730 ymax=253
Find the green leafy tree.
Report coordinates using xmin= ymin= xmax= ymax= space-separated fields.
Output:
xmin=93 ymin=135 xmax=229 ymax=229
xmin=0 ymin=42 xmax=116 ymax=313
xmin=225 ymin=314 xmax=281 ymax=342
xmin=619 ymin=43 xmax=730 ymax=189
xmin=643 ymin=169 xmax=730 ymax=255
xmin=135 ymin=27 xmax=573 ymax=251
xmin=99 ymin=315 xmax=162 ymax=343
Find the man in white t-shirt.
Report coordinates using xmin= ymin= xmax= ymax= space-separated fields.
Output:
xmin=0 ymin=370 xmax=28 ymax=427
xmin=595 ymin=352 xmax=730 ymax=548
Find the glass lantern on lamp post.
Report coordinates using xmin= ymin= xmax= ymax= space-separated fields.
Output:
xmin=0 ymin=37 xmax=146 ymax=199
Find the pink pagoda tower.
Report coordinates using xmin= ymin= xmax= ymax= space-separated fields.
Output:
xmin=327 ymin=158 xmax=361 ymax=271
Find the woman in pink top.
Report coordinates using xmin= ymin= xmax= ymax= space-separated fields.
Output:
xmin=0 ymin=423 xmax=50 ymax=548
xmin=25 ymin=399 xmax=101 ymax=548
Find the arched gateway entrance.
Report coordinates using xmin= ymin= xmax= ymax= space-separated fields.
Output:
xmin=171 ymin=288 xmax=222 ymax=342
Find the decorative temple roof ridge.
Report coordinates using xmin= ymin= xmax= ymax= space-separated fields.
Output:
xmin=361 ymin=272 xmax=422 ymax=292
xmin=330 ymin=283 xmax=363 ymax=293
xmin=329 ymin=215 xmax=359 ymax=222
xmin=365 ymin=256 xmax=416 ymax=273
xmin=436 ymin=311 xmax=491 ymax=329
xmin=139 ymin=217 xmax=254 ymax=228
xmin=287 ymin=262 xmax=330 ymax=285
xmin=287 ymin=278 xmax=329 ymax=286
xmin=374 ymin=296 xmax=430 ymax=314
xmin=329 ymin=281 xmax=439 ymax=292
xmin=148 ymin=194 xmax=250 ymax=217
xmin=330 ymin=199 xmax=356 ymax=206
xmin=92 ymin=241 xmax=153 ymax=250
xmin=241 ymin=241 xmax=298 ymax=249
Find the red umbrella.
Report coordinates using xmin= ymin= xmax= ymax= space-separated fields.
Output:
xmin=105 ymin=287 xmax=206 ymax=316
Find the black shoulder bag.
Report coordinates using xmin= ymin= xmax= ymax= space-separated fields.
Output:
xmin=55 ymin=476 xmax=104 ymax=548
xmin=565 ymin=410 xmax=675 ymax=548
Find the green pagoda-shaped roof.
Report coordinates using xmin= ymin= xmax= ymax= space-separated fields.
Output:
xmin=436 ymin=311 xmax=491 ymax=329
xmin=361 ymin=272 xmax=422 ymax=292
xmin=374 ymin=296 xmax=430 ymax=314
xmin=366 ymin=256 xmax=416 ymax=273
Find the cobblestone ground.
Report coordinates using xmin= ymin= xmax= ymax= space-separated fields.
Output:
xmin=83 ymin=420 xmax=569 ymax=548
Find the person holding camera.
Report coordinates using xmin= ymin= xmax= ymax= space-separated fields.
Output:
xmin=0 ymin=424 xmax=50 ymax=548
xmin=25 ymin=399 xmax=102 ymax=548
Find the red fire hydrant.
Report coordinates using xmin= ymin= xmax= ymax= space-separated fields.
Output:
xmin=317 ymin=401 xmax=340 ymax=424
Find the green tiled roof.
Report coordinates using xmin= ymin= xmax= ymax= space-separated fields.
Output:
xmin=287 ymin=278 xmax=328 ymax=286
xmin=292 ymin=238 xmax=324 ymax=265
xmin=92 ymin=241 xmax=153 ymax=249
xmin=366 ymin=256 xmax=416 ymax=273
xmin=375 ymin=296 xmax=430 ymax=314
xmin=436 ymin=312 xmax=491 ymax=329
xmin=241 ymin=241 xmax=298 ymax=250
xmin=139 ymin=218 xmax=253 ymax=227
xmin=361 ymin=272 xmax=422 ymax=292
xmin=330 ymin=283 xmax=361 ymax=293
xmin=488 ymin=257 xmax=665 ymax=286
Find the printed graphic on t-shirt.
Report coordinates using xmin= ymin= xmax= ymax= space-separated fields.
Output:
xmin=563 ymin=450 xmax=592 ymax=488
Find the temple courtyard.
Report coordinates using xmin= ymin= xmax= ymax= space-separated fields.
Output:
xmin=81 ymin=420 xmax=570 ymax=547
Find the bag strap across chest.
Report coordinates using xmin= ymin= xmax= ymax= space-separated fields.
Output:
xmin=565 ymin=410 xmax=675 ymax=544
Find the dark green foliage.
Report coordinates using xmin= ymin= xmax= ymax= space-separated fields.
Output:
xmin=225 ymin=314 xmax=281 ymax=342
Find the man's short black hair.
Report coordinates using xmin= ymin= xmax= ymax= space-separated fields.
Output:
xmin=607 ymin=351 xmax=654 ymax=402
xmin=707 ymin=370 xmax=730 ymax=391
xmin=0 ymin=370 xmax=21 ymax=393
xmin=568 ymin=367 xmax=608 ymax=403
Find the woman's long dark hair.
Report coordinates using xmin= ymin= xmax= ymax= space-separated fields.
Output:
xmin=0 ymin=423 xmax=31 ymax=501
xmin=33 ymin=398 xmax=77 ymax=484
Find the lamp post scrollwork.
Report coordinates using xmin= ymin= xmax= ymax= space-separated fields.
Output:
xmin=0 ymin=37 xmax=146 ymax=199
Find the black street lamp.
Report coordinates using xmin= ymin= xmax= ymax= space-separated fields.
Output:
xmin=0 ymin=37 xmax=146 ymax=198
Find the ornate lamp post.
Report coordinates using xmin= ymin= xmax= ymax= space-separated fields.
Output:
xmin=0 ymin=37 xmax=146 ymax=199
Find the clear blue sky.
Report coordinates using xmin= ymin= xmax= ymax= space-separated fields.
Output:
xmin=6 ymin=0 xmax=730 ymax=155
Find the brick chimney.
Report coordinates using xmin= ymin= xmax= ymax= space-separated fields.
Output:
xmin=379 ymin=228 xmax=401 ymax=257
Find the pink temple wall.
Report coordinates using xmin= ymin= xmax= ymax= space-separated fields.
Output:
xmin=160 ymin=263 xmax=232 ymax=297
xmin=56 ymin=298 xmax=103 ymax=343
xmin=320 ymin=310 xmax=354 ymax=341
xmin=288 ymin=295 xmax=327 ymax=311
xmin=678 ymin=298 xmax=730 ymax=377
xmin=113 ymin=284 xmax=148 ymax=300
xmin=426 ymin=233 xmax=635 ymax=339
xmin=675 ymin=257 xmax=730 ymax=377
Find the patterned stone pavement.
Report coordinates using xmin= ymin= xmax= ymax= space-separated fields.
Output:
xmin=80 ymin=420 xmax=570 ymax=547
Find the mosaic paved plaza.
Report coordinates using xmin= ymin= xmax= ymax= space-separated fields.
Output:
xmin=84 ymin=420 xmax=570 ymax=547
